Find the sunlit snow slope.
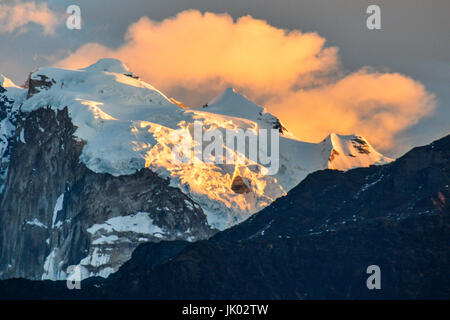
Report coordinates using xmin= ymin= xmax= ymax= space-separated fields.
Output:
xmin=19 ymin=59 xmax=392 ymax=230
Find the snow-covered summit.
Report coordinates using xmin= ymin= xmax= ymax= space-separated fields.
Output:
xmin=320 ymin=133 xmax=392 ymax=170
xmin=81 ymin=58 xmax=131 ymax=74
xmin=7 ymin=59 xmax=392 ymax=229
xmin=206 ymin=87 xmax=263 ymax=119
xmin=205 ymin=87 xmax=290 ymax=135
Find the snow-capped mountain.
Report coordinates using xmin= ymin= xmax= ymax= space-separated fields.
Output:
xmin=21 ymin=58 xmax=391 ymax=229
xmin=0 ymin=59 xmax=392 ymax=280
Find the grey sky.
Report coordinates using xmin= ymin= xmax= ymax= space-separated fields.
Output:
xmin=0 ymin=0 xmax=448 ymax=157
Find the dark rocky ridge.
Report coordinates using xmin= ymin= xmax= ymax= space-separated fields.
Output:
xmin=0 ymin=104 xmax=214 ymax=280
xmin=231 ymin=175 xmax=251 ymax=194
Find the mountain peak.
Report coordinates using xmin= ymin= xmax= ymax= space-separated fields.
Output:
xmin=321 ymin=133 xmax=392 ymax=169
xmin=205 ymin=87 xmax=265 ymax=120
xmin=208 ymin=87 xmax=249 ymax=105
xmin=204 ymin=87 xmax=294 ymax=135
xmin=325 ymin=132 xmax=365 ymax=145
xmin=81 ymin=58 xmax=131 ymax=74
xmin=223 ymin=86 xmax=237 ymax=94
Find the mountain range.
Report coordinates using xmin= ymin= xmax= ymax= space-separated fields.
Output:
xmin=0 ymin=132 xmax=448 ymax=299
xmin=0 ymin=59 xmax=393 ymax=281
xmin=2 ymin=59 xmax=448 ymax=300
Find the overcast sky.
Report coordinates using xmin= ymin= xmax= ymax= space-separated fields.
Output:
xmin=0 ymin=0 xmax=448 ymax=157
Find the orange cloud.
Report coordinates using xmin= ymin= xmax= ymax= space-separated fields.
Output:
xmin=58 ymin=10 xmax=338 ymax=95
xmin=268 ymin=69 xmax=435 ymax=150
xmin=0 ymin=1 xmax=58 ymax=35
xmin=56 ymin=10 xmax=435 ymax=154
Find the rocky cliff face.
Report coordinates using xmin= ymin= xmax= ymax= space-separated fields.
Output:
xmin=0 ymin=104 xmax=214 ymax=280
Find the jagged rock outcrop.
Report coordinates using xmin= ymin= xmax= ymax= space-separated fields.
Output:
xmin=25 ymin=74 xmax=55 ymax=98
xmin=231 ymin=175 xmax=250 ymax=194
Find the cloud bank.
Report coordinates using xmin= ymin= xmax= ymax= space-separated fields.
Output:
xmin=57 ymin=10 xmax=435 ymax=153
xmin=0 ymin=0 xmax=58 ymax=35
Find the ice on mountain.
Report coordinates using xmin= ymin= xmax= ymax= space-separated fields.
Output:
xmin=52 ymin=193 xmax=64 ymax=229
xmin=87 ymin=212 xmax=164 ymax=236
xmin=81 ymin=58 xmax=131 ymax=74
xmin=26 ymin=218 xmax=47 ymax=229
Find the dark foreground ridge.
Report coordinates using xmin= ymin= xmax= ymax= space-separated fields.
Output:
xmin=0 ymin=134 xmax=449 ymax=299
